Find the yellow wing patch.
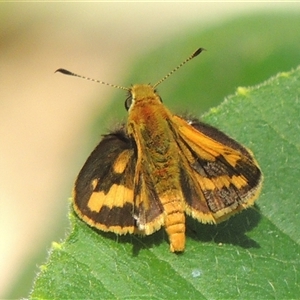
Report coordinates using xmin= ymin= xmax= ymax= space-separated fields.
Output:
xmin=174 ymin=115 xmax=262 ymax=224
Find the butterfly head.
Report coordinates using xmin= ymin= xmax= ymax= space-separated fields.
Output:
xmin=125 ymin=84 xmax=162 ymax=111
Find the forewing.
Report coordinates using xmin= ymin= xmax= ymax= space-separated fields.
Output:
xmin=73 ymin=127 xmax=137 ymax=234
xmin=173 ymin=115 xmax=263 ymax=223
xmin=73 ymin=126 xmax=165 ymax=236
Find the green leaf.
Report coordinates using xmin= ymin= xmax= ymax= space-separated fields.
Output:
xmin=30 ymin=67 xmax=300 ymax=299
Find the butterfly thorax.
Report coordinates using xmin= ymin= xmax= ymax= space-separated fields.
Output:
xmin=127 ymin=84 xmax=181 ymax=191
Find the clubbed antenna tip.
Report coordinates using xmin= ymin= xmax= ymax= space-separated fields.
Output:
xmin=55 ymin=68 xmax=129 ymax=91
xmin=55 ymin=68 xmax=75 ymax=76
xmin=153 ymin=47 xmax=206 ymax=88
xmin=192 ymin=47 xmax=206 ymax=58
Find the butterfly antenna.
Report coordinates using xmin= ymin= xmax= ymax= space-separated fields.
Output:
xmin=55 ymin=68 xmax=129 ymax=91
xmin=153 ymin=47 xmax=205 ymax=88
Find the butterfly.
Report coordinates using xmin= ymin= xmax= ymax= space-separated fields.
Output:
xmin=56 ymin=48 xmax=263 ymax=252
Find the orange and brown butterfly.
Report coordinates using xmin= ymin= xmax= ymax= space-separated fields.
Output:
xmin=56 ymin=48 xmax=263 ymax=252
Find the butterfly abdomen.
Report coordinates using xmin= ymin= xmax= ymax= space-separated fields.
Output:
xmin=160 ymin=192 xmax=186 ymax=252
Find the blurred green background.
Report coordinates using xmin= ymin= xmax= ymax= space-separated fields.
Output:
xmin=1 ymin=3 xmax=300 ymax=298
xmin=97 ymin=13 xmax=300 ymax=130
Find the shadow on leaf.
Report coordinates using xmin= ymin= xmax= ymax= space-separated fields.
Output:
xmin=82 ymin=205 xmax=261 ymax=255
xmin=186 ymin=205 xmax=261 ymax=249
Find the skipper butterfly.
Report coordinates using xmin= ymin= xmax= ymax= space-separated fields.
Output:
xmin=56 ymin=48 xmax=262 ymax=252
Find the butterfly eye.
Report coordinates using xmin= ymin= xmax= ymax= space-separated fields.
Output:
xmin=125 ymin=95 xmax=133 ymax=110
xmin=153 ymin=89 xmax=163 ymax=103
